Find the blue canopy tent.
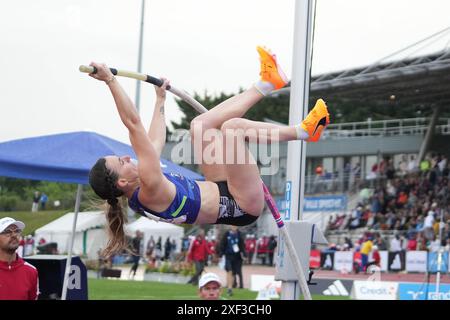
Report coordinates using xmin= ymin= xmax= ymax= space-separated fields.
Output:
xmin=0 ymin=131 xmax=203 ymax=182
xmin=0 ymin=131 xmax=203 ymax=299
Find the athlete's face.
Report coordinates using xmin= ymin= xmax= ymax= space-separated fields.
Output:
xmin=105 ymin=155 xmax=139 ymax=184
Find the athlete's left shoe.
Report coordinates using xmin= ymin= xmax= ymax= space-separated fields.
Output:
xmin=257 ymin=46 xmax=288 ymax=90
xmin=301 ymin=99 xmax=330 ymax=142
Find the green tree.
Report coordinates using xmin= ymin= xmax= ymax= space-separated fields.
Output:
xmin=170 ymin=90 xmax=291 ymax=130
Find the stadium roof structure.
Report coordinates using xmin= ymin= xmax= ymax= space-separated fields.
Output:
xmin=275 ymin=49 xmax=450 ymax=109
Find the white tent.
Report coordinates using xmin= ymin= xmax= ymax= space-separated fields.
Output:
xmin=34 ymin=211 xmax=107 ymax=259
xmin=126 ymin=217 xmax=185 ymax=255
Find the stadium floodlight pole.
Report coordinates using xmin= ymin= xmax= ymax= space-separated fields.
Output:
xmin=135 ymin=0 xmax=146 ymax=113
xmin=281 ymin=0 xmax=314 ymax=300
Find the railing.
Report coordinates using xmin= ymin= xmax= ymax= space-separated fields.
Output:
xmin=322 ymin=117 xmax=450 ymax=140
xmin=303 ymin=173 xmax=390 ymax=195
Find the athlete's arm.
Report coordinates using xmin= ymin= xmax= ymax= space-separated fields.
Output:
xmin=88 ymin=62 xmax=164 ymax=188
xmin=148 ymin=79 xmax=169 ymax=157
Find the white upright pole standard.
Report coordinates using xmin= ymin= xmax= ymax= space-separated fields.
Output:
xmin=281 ymin=0 xmax=314 ymax=300
xmin=135 ymin=0 xmax=146 ymax=113
xmin=61 ymin=184 xmax=83 ymax=300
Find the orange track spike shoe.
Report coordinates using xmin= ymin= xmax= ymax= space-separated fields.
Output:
xmin=256 ymin=46 xmax=288 ymax=90
xmin=301 ymin=99 xmax=330 ymax=142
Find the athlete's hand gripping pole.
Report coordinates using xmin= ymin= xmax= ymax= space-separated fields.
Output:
xmin=79 ymin=65 xmax=208 ymax=114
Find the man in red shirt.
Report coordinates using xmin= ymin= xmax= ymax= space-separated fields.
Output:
xmin=187 ymin=229 xmax=211 ymax=286
xmin=0 ymin=217 xmax=39 ymax=300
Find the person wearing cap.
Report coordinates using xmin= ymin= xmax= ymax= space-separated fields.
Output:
xmin=198 ymin=272 xmax=222 ymax=300
xmin=0 ymin=217 xmax=39 ymax=300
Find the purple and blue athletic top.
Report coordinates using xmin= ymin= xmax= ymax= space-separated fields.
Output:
xmin=128 ymin=172 xmax=201 ymax=224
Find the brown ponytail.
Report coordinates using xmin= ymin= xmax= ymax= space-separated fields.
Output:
xmin=102 ymin=199 xmax=128 ymax=258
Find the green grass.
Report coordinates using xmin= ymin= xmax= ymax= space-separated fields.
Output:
xmin=0 ymin=210 xmax=68 ymax=235
xmin=88 ymin=278 xmax=349 ymax=300
xmin=89 ymin=278 xmax=258 ymax=300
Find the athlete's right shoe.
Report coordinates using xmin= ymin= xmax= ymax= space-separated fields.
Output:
xmin=301 ymin=99 xmax=330 ymax=142
xmin=256 ymin=46 xmax=288 ymax=90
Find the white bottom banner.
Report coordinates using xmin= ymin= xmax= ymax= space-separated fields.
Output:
xmin=351 ymin=280 xmax=398 ymax=300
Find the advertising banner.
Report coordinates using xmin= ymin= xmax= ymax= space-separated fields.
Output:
xmin=406 ymin=251 xmax=428 ymax=272
xmin=333 ymin=251 xmax=354 ymax=272
xmin=309 ymin=249 xmax=321 ymax=269
xmin=303 ymin=195 xmax=347 ymax=212
xmin=351 ymin=281 xmax=398 ymax=300
xmin=309 ymin=279 xmax=353 ymax=297
xmin=398 ymin=283 xmax=450 ymax=300
xmin=428 ymin=252 xmax=449 ymax=273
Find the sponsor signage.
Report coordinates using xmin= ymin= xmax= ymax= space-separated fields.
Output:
xmin=398 ymin=283 xmax=450 ymax=300
xmin=309 ymin=250 xmax=321 ymax=269
xmin=284 ymin=181 xmax=291 ymax=220
xmin=309 ymin=279 xmax=353 ymax=297
xmin=379 ymin=251 xmax=388 ymax=272
xmin=333 ymin=251 xmax=354 ymax=272
xmin=428 ymin=252 xmax=449 ymax=273
xmin=303 ymin=195 xmax=347 ymax=212
xmin=406 ymin=251 xmax=428 ymax=272
xmin=351 ymin=281 xmax=398 ymax=300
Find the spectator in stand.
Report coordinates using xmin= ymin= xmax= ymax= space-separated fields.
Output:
xmin=420 ymin=156 xmax=431 ymax=173
xmin=396 ymin=191 xmax=408 ymax=209
xmin=244 ymin=234 xmax=256 ymax=264
xmin=438 ymin=156 xmax=447 ymax=174
xmin=348 ymin=206 xmax=363 ymax=230
xmin=256 ymin=234 xmax=269 ymax=265
xmin=385 ymin=158 xmax=396 ymax=181
xmin=187 ymin=229 xmax=211 ymax=286
xmin=389 ymin=234 xmax=402 ymax=254
xmin=374 ymin=232 xmax=387 ymax=250
xmin=408 ymin=155 xmax=417 ymax=173
xmin=267 ymin=235 xmax=277 ymax=266
xmin=344 ymin=237 xmax=354 ymax=251
xmin=314 ymin=164 xmax=324 ymax=193
xmin=398 ymin=155 xmax=408 ymax=177
xmin=423 ymin=209 xmax=436 ymax=241
xmin=407 ymin=233 xmax=418 ymax=251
